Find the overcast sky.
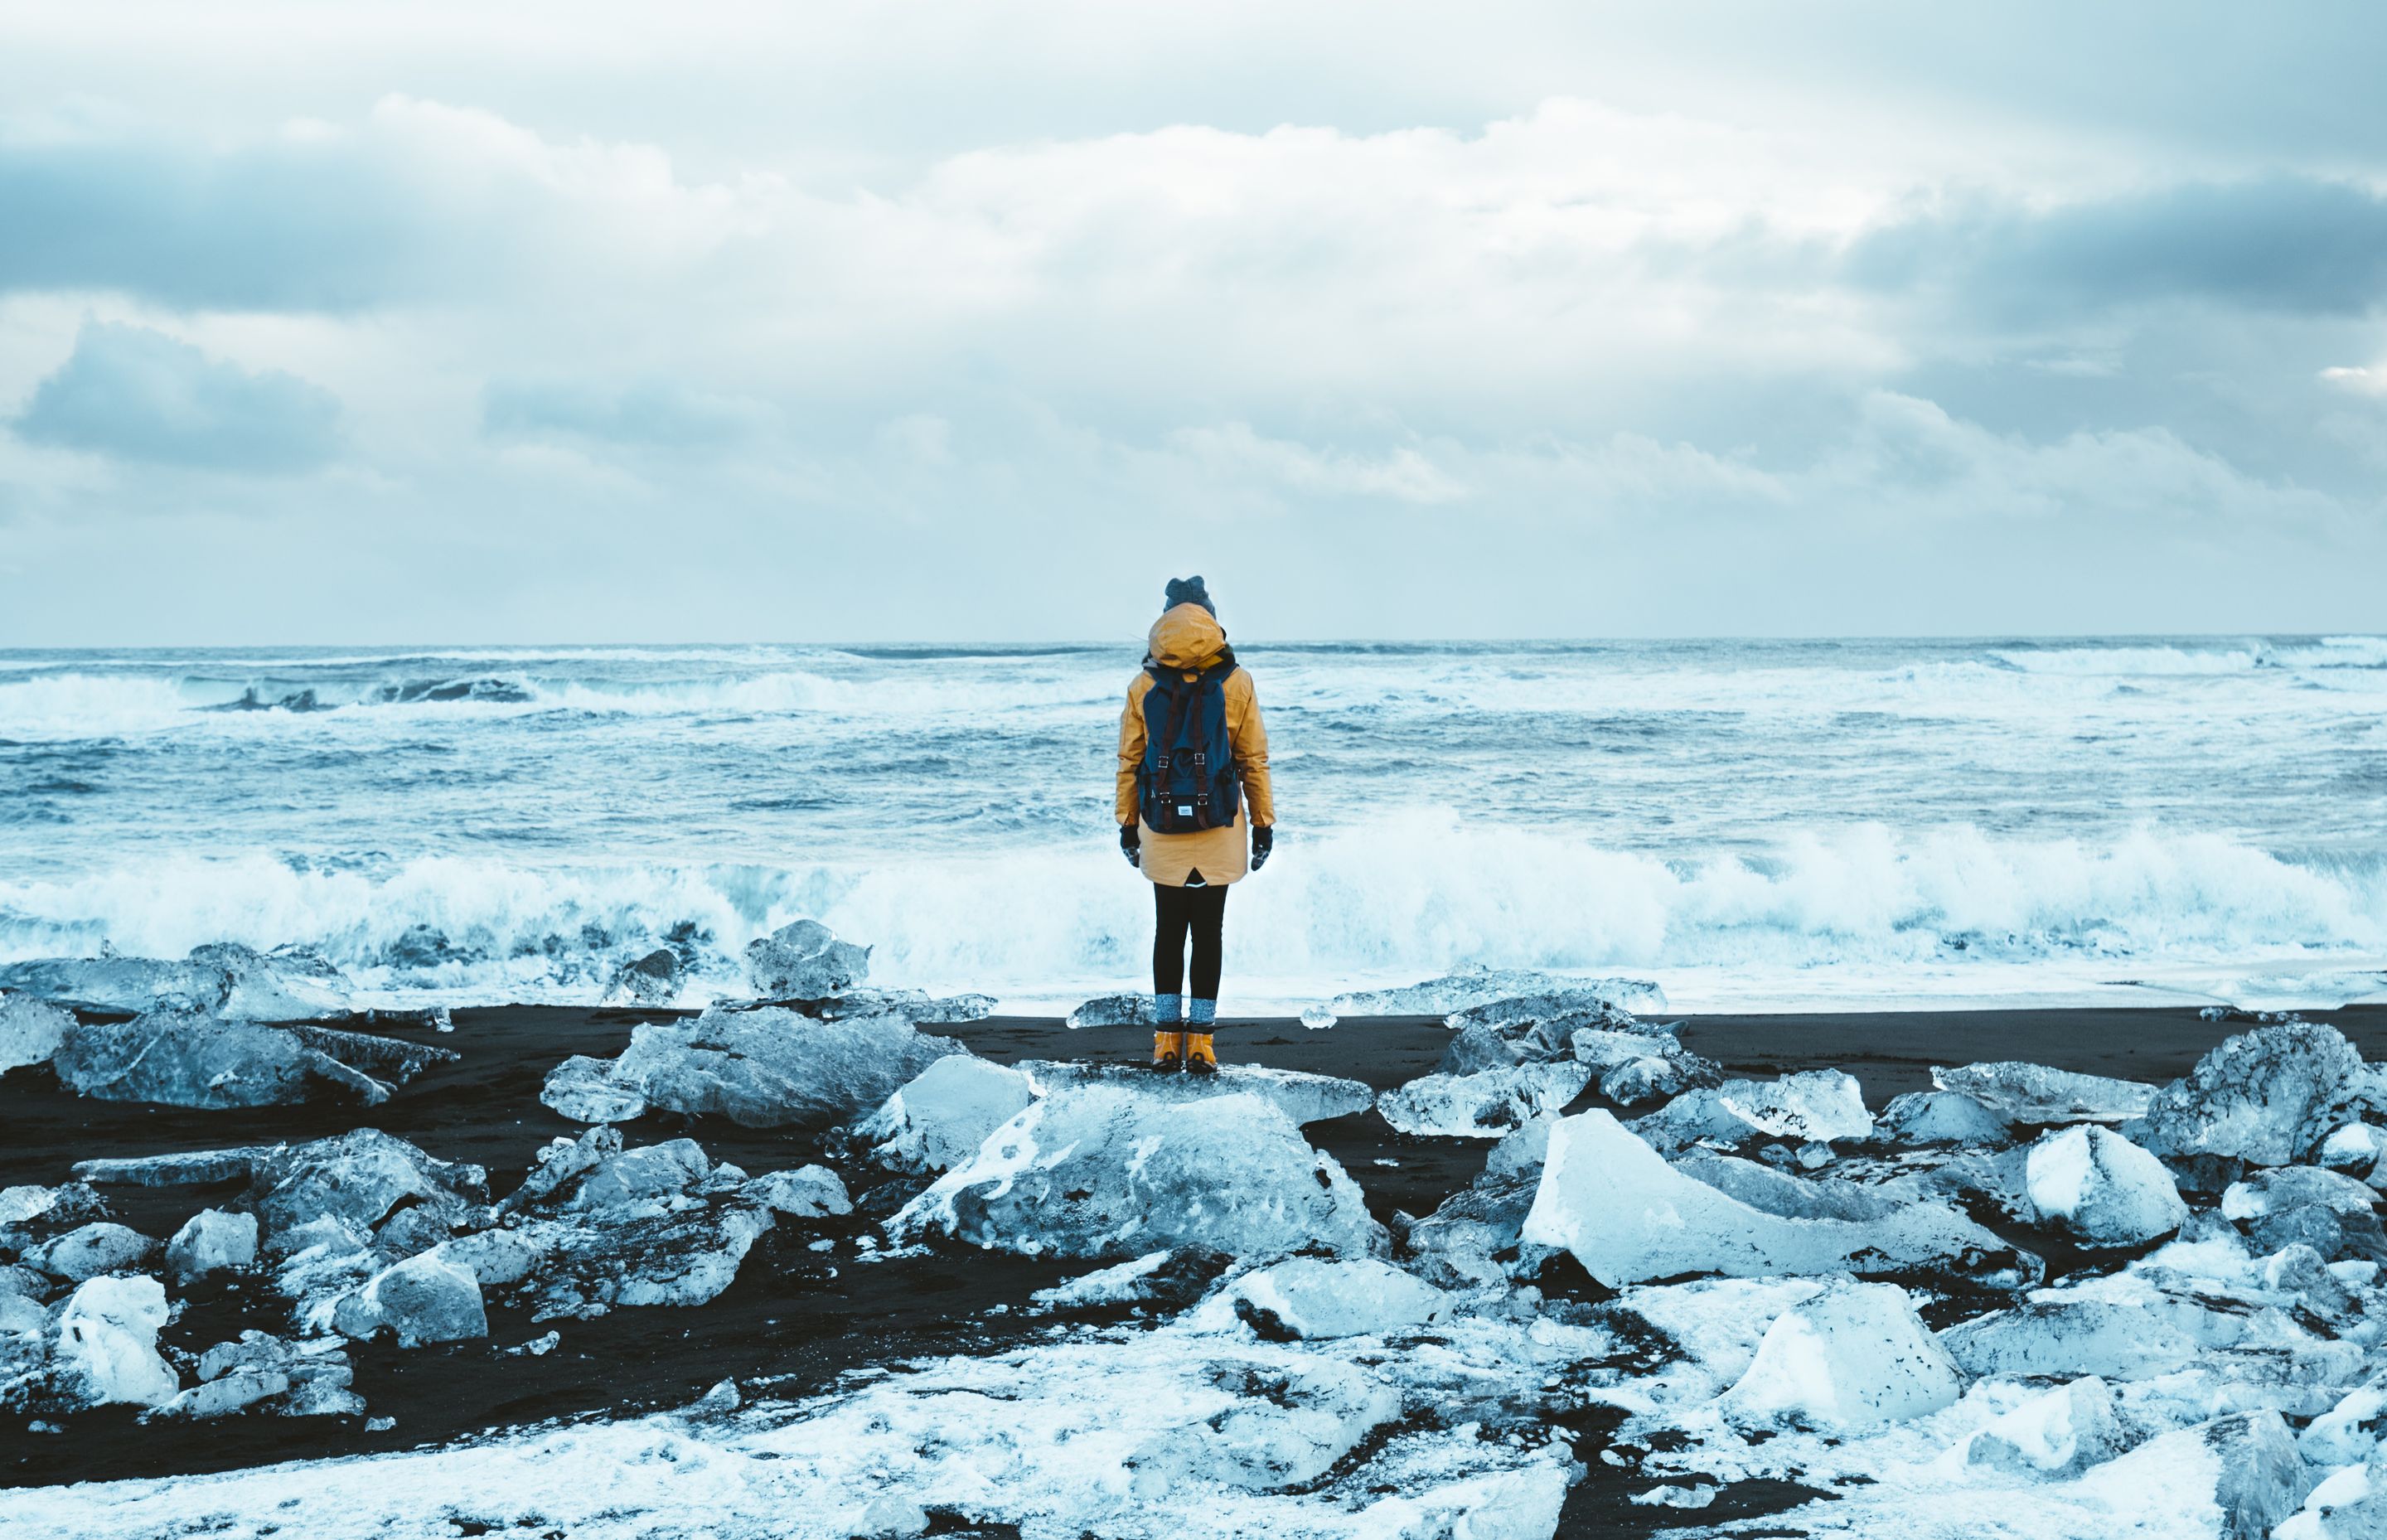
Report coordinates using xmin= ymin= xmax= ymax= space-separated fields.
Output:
xmin=2 ymin=1 xmax=2384 ymax=644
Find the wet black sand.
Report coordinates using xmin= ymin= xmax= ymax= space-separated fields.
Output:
xmin=6 ymin=1002 xmax=2385 ymax=1533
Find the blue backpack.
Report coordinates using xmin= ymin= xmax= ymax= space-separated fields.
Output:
xmin=1138 ymin=661 xmax=1242 ymax=833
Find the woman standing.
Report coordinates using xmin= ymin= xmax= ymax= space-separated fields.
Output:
xmin=1116 ymin=576 xmax=1275 ymax=1073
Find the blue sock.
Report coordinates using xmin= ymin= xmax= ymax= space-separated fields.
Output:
xmin=1188 ymin=996 xmax=1216 ymax=1027
xmin=1155 ymin=993 xmax=1184 ymax=1024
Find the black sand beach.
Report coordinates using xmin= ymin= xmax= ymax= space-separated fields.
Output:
xmin=7 ymin=1002 xmax=2385 ymax=1531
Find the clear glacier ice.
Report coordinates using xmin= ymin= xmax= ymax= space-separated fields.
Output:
xmin=855 ymin=1055 xmax=1038 ymax=1171
xmin=2142 ymin=1021 xmax=2368 ymax=1166
xmin=2023 ymin=1125 xmax=2188 ymax=1247
xmin=743 ymin=918 xmax=870 ymax=1000
xmin=1328 ymin=967 xmax=1665 ymax=1019
xmin=893 ymin=1084 xmax=1386 ymax=1262
xmin=0 ymin=991 xmax=71 ymax=1074
xmin=1930 ymin=1060 xmax=2156 ymax=1123
xmin=166 ymin=1209 xmax=259 ymax=1281
xmin=53 ymin=1008 xmax=455 ymax=1108
xmin=1377 ymin=1062 xmax=1591 ymax=1138
xmin=542 ymin=1004 xmax=965 ymax=1129
xmin=1716 ymin=1281 xmax=1961 ymax=1431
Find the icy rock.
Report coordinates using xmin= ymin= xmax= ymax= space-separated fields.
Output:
xmin=2278 ymin=1458 xmax=2387 ymax=1540
xmin=855 ymin=1056 xmax=1038 ymax=1171
xmin=497 ymin=1127 xmax=623 ymax=1216
xmin=1485 ymin=1115 xmax=1557 ymax=1180
xmin=2266 ymin=1243 xmax=2361 ymax=1320
xmin=2225 ymin=1167 xmax=2387 ymax=1261
xmin=1632 ymin=1070 xmax=1873 ymax=1150
xmin=1932 ymin=1061 xmax=2156 ymax=1123
xmin=1131 ymin=1357 xmax=1401 ymax=1493
xmin=167 ymin=1209 xmax=259 ymax=1280
xmin=1672 ymin=1153 xmax=1900 ymax=1222
xmin=518 ymin=1203 xmax=773 ymax=1318
xmin=1300 ymin=1005 xmax=1337 ymax=1030
xmin=335 ymin=1252 xmax=487 ymax=1347
xmin=558 ymin=1138 xmax=715 ymax=1213
xmin=2077 ymin=1410 xmax=2312 ymax=1540
xmin=1352 ymin=1465 xmax=1571 ymax=1540
xmin=743 ymin=918 xmax=869 ymax=999
xmin=1436 ymin=1023 xmax=1523 ymax=1076
xmin=0 ymin=991 xmax=72 ymax=1073
xmin=247 ymin=1130 xmax=488 ymax=1247
xmin=544 ymin=1005 xmax=965 ymax=1129
xmin=603 ymin=947 xmax=680 ymax=1006
xmin=1939 ymin=1287 xmax=2254 ymax=1380
xmin=2302 ymin=1373 xmax=2387 ymax=1466
xmin=893 ymin=1085 xmax=1386 ymax=1262
xmin=1329 ymin=966 xmax=1665 ymax=1019
xmin=743 ymin=1165 xmax=851 ymax=1218
xmin=1401 ymin=1174 xmax=1547 ymax=1289
xmin=2142 ymin=1022 xmax=2367 ymax=1167
xmin=1719 ymin=1281 xmax=1962 ymax=1431
xmin=50 ymin=1275 xmax=177 ymax=1409
xmin=25 ymin=1222 xmax=156 ymax=1282
xmin=855 ymin=1496 xmax=931 ymax=1540
xmin=2025 ymin=1126 xmax=2187 ymax=1247
xmin=1063 ymin=993 xmax=1155 ymax=1029
xmin=73 ymin=1145 xmax=282 ymax=1187
xmin=540 ymin=1055 xmax=651 ymax=1122
xmin=1028 ymin=1060 xmax=1376 ymax=1127
xmin=157 ymin=1334 xmax=356 ymax=1420
xmin=1029 ymin=1250 xmax=1234 ymax=1311
xmin=1599 ymin=1053 xmax=1715 ymax=1107
xmin=1203 ymin=1257 xmax=1451 ymax=1339
xmin=2321 ymin=1124 xmax=2387 ymax=1179
xmin=1522 ymin=1110 xmax=2040 ymax=1290
xmin=0 ymin=942 xmax=353 ymax=1021
xmin=1876 ymin=1089 xmax=2015 ymax=1146
xmin=813 ymin=987 xmax=995 ymax=1025
xmin=1959 ymin=1376 xmax=2126 ymax=1475
xmin=52 ymin=1009 xmax=453 ymax=1108
xmin=1378 ymin=1063 xmax=1592 ymax=1138
xmin=1445 ymin=990 xmax=1661 ymax=1063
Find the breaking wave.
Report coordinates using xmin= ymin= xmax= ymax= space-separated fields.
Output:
xmin=3 ymin=819 xmax=2382 ymax=1009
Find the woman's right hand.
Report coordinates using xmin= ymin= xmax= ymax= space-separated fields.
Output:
xmin=1120 ymin=822 xmax=1141 ymax=868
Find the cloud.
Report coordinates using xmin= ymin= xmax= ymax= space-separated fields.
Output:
xmin=10 ymin=321 xmax=341 ymax=472
xmin=1166 ymin=424 xmax=1468 ymax=504
xmin=1850 ymin=177 xmax=2387 ymax=317
xmin=2322 ymin=365 xmax=2387 ymax=396
xmin=482 ymin=376 xmax=776 ymax=449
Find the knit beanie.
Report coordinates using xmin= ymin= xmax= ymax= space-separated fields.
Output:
xmin=1164 ymin=575 xmax=1215 ymax=615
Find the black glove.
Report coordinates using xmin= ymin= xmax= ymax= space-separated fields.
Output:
xmin=1120 ymin=822 xmax=1140 ymax=868
xmin=1251 ymin=824 xmax=1274 ymax=870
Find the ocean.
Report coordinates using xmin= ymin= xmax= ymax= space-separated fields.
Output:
xmin=3 ymin=636 xmax=2384 ymax=1015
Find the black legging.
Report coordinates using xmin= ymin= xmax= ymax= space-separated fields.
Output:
xmin=1153 ymin=884 xmax=1228 ymax=1001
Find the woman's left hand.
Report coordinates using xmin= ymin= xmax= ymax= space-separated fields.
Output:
xmin=1251 ymin=824 xmax=1274 ymax=870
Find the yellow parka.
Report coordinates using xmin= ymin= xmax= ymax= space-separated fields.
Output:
xmin=1116 ymin=603 xmax=1275 ymax=888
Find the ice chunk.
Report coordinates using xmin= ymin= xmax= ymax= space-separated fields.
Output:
xmin=1029 ymin=1252 xmax=1175 ymax=1310
xmin=1521 ymin=1110 xmax=2040 ymax=1290
xmin=1672 ymin=1153 xmax=1900 ymax=1222
xmin=1064 ymin=993 xmax=1155 ymax=1029
xmin=2142 ymin=1022 xmax=2367 ymax=1166
xmin=1445 ymin=990 xmax=1664 ymax=1063
xmin=1299 ymin=1005 xmax=1336 ymax=1030
xmin=52 ymin=1275 xmax=177 ymax=1409
xmin=1352 ymin=1465 xmax=1571 ymax=1540
xmin=1202 ymin=1257 xmax=1450 ymax=1340
xmin=167 ymin=1210 xmax=259 ymax=1281
xmin=25 ymin=1223 xmax=157 ymax=1283
xmin=1436 ymin=1023 xmax=1522 ymax=1076
xmin=1939 ymin=1288 xmax=2252 ymax=1380
xmin=2302 ymin=1373 xmax=2387 ymax=1466
xmin=1329 ymin=966 xmax=1664 ymax=1019
xmin=893 ymin=1085 xmax=1386 ymax=1262
xmin=335 ymin=1252 xmax=488 ymax=1347
xmin=1026 ymin=1061 xmax=1377 ymax=1128
xmin=603 ymin=947 xmax=680 ymax=1006
xmin=2075 ymin=1411 xmax=2312 ymax=1540
xmin=1631 ymin=1070 xmax=1873 ymax=1150
xmin=1377 ymin=1063 xmax=1591 ymax=1138
xmin=743 ymin=1165 xmax=851 ymax=1218
xmin=2278 ymin=1457 xmax=2387 ymax=1540
xmin=0 ymin=942 xmax=352 ymax=1021
xmin=0 ymin=991 xmax=71 ymax=1073
xmin=1717 ymin=1281 xmax=1961 ymax=1431
xmin=855 ymin=1056 xmax=1038 ymax=1172
xmin=540 ymin=1054 xmax=651 ymax=1122
xmin=1402 ymin=1174 xmax=1545 ymax=1289
xmin=559 ymin=1138 xmax=714 ymax=1213
xmin=1876 ymin=1090 xmax=2015 ymax=1146
xmin=1931 ymin=1061 xmax=2155 ymax=1123
xmin=2224 ymin=1165 xmax=2387 ymax=1262
xmin=52 ymin=1009 xmax=453 ymax=1108
xmin=247 ymin=1130 xmax=488 ymax=1247
xmin=156 ymin=1332 xmax=358 ymax=1419
xmin=1957 ymin=1376 xmax=2126 ymax=1476
xmin=2320 ymin=1123 xmax=2387 ymax=1179
xmin=544 ymin=1005 xmax=965 ymax=1129
xmin=2025 ymin=1126 xmax=2187 ymax=1247
xmin=743 ymin=918 xmax=869 ymax=999
xmin=1127 ymin=1357 xmax=1399 ymax=1493
xmin=1484 ymin=1115 xmax=1557 ymax=1180
xmin=72 ymin=1145 xmax=282 ymax=1187
xmin=513 ymin=1203 xmax=773 ymax=1318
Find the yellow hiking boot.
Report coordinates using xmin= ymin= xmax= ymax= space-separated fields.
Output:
xmin=1184 ymin=1033 xmax=1218 ymax=1077
xmin=1151 ymin=1030 xmax=1186 ymax=1072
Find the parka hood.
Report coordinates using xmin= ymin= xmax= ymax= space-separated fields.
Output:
xmin=1147 ymin=603 xmax=1230 ymax=671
